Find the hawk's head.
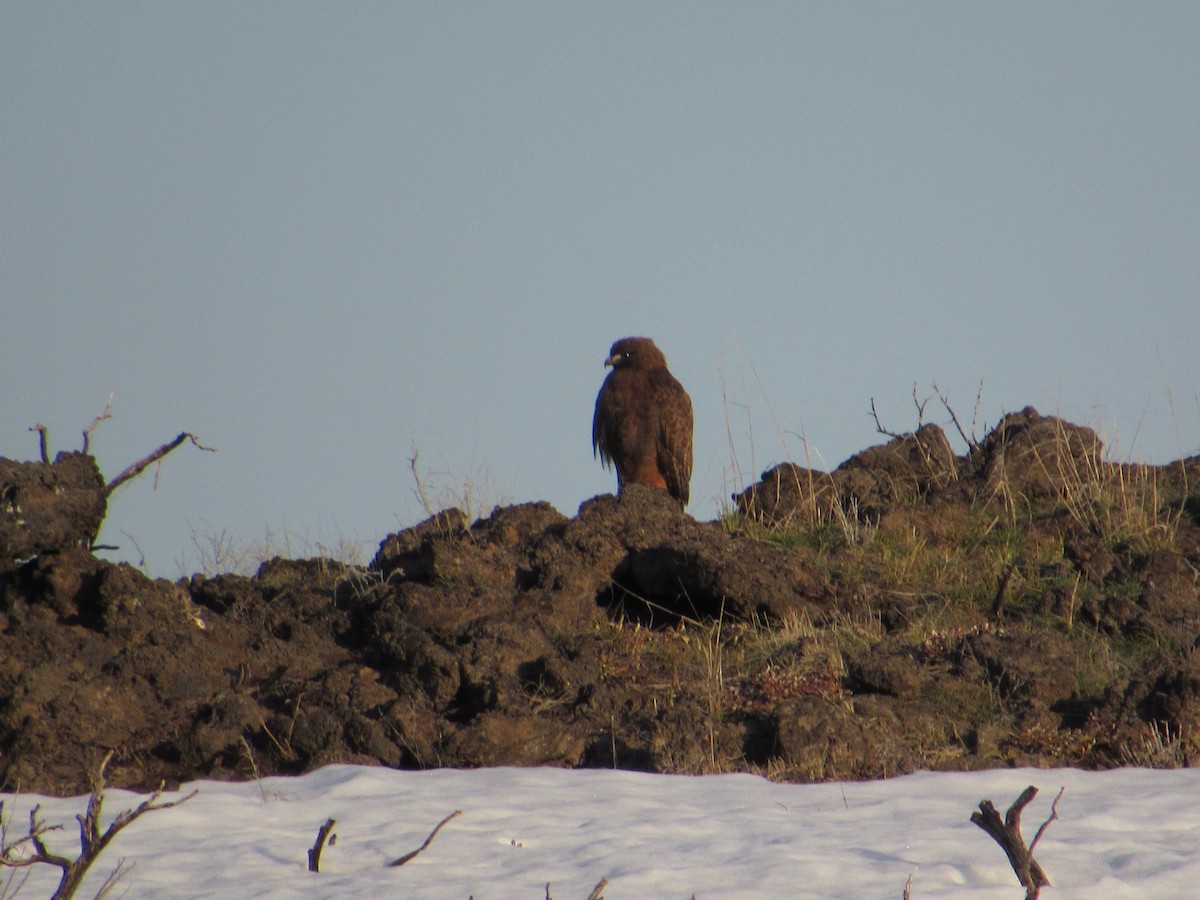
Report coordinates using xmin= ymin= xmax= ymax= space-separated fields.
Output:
xmin=604 ymin=336 xmax=668 ymax=371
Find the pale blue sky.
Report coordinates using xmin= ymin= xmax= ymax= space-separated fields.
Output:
xmin=4 ymin=3 xmax=1198 ymax=575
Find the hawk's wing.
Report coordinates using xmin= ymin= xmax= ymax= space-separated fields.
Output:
xmin=593 ymin=375 xmax=616 ymax=470
xmin=651 ymin=371 xmax=694 ymax=505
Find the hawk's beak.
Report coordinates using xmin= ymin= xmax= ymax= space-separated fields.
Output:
xmin=604 ymin=354 xmax=619 ymax=368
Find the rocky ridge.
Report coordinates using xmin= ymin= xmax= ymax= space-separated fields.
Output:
xmin=2 ymin=408 xmax=1199 ymax=795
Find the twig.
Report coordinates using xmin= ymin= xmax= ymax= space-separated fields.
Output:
xmin=991 ymin=561 xmax=1018 ymax=619
xmin=103 ymin=433 xmax=216 ymax=498
xmin=409 ymin=444 xmax=435 ymax=517
xmin=29 ymin=424 xmax=49 ymax=463
xmin=911 ymin=384 xmax=929 ymax=424
xmin=82 ymin=394 xmax=114 ymax=454
xmin=902 ymin=873 xmax=913 ymax=899
xmin=970 ymin=785 xmax=1057 ymax=899
xmin=1028 ymin=787 xmax=1065 ymax=857
xmin=970 ymin=379 xmax=985 ymax=445
xmin=869 ymin=399 xmax=903 ymax=439
xmin=586 ymin=877 xmax=609 ymax=900
xmin=387 ymin=810 xmax=462 ymax=867
xmin=934 ymin=382 xmax=980 ymax=451
xmin=307 ymin=818 xmax=337 ymax=873
xmin=92 ymin=856 xmax=134 ymax=899
xmin=0 ymin=863 xmax=33 ymax=898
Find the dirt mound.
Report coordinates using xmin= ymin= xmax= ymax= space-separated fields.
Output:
xmin=3 ymin=408 xmax=1200 ymax=795
xmin=1 ymin=452 xmax=107 ymax=563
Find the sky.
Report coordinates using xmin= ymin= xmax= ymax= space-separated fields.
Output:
xmin=4 ymin=3 xmax=1199 ymax=576
xmin=4 ymin=764 xmax=1199 ymax=897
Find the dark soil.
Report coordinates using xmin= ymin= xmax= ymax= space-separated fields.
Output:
xmin=3 ymin=408 xmax=1200 ymax=795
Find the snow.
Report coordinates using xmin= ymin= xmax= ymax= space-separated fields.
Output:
xmin=3 ymin=766 xmax=1199 ymax=898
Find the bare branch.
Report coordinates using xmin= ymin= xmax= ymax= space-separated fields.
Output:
xmin=29 ymin=424 xmax=49 ymax=463
xmin=586 ymin=877 xmax=609 ymax=900
xmin=0 ymin=750 xmax=197 ymax=900
xmin=1028 ymin=786 xmax=1065 ymax=856
xmin=82 ymin=394 xmax=115 ymax=454
xmin=970 ymin=785 xmax=1054 ymax=899
xmin=934 ymin=382 xmax=980 ymax=451
xmin=871 ymin=385 xmax=935 ymax=439
xmin=104 ymin=433 xmax=216 ymax=498
xmin=869 ymin=398 xmax=904 ymax=439
xmin=912 ymin=383 xmax=929 ymax=424
xmin=970 ymin=379 xmax=985 ymax=444
xmin=0 ymin=806 xmax=69 ymax=871
xmin=307 ymin=818 xmax=337 ymax=873
xmin=387 ymin=810 xmax=462 ymax=867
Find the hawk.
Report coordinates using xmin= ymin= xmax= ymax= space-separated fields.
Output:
xmin=592 ymin=336 xmax=693 ymax=505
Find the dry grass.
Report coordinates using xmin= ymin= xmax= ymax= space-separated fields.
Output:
xmin=408 ymin=442 xmax=510 ymax=527
xmin=179 ymin=520 xmax=368 ymax=577
xmin=989 ymin=418 xmax=1188 ymax=551
xmin=1053 ymin=450 xmax=1184 ymax=551
xmin=1119 ymin=722 xmax=1192 ymax=768
xmin=597 ymin=605 xmax=886 ymax=775
xmin=614 ymin=419 xmax=1195 ymax=772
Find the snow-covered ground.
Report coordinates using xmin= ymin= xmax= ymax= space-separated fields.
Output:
xmin=2 ymin=765 xmax=1198 ymax=898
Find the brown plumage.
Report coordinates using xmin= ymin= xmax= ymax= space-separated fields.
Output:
xmin=592 ymin=336 xmax=694 ymax=505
